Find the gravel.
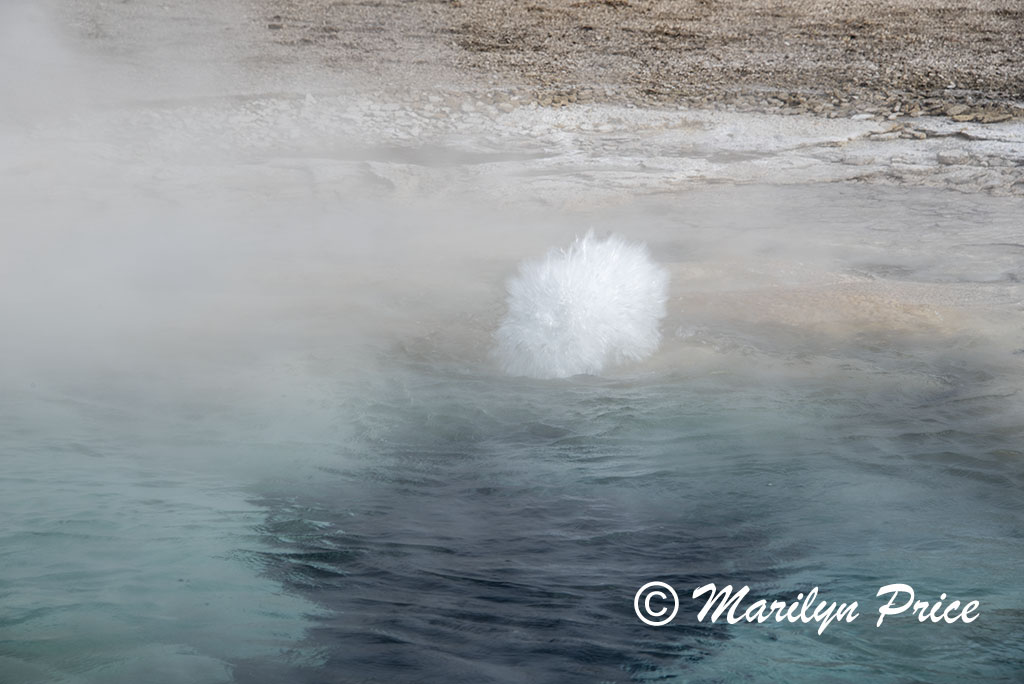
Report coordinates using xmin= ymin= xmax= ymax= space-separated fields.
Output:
xmin=248 ymin=0 xmax=1024 ymax=121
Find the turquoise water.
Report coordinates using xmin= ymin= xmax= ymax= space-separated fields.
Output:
xmin=2 ymin=175 xmax=1022 ymax=682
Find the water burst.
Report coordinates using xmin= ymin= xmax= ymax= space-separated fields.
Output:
xmin=494 ymin=231 xmax=669 ymax=379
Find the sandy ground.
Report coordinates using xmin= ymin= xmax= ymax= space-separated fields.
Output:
xmin=248 ymin=0 xmax=1023 ymax=121
xmin=17 ymin=0 xmax=1021 ymax=198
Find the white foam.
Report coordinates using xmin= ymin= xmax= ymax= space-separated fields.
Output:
xmin=494 ymin=231 xmax=670 ymax=379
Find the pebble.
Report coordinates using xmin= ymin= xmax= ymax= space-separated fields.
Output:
xmin=937 ymin=152 xmax=970 ymax=165
xmin=980 ymin=112 xmax=1011 ymax=123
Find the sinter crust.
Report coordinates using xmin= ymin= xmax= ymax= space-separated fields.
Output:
xmin=255 ymin=0 xmax=1023 ymax=122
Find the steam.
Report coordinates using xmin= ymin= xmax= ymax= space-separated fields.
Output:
xmin=0 ymin=2 xmax=80 ymax=124
xmin=494 ymin=231 xmax=670 ymax=379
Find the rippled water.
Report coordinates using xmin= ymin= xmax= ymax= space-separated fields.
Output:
xmin=3 ymin=143 xmax=1023 ymax=684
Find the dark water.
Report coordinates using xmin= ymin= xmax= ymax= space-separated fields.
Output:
xmin=226 ymin=343 xmax=1024 ymax=684
xmin=11 ymin=324 xmax=1023 ymax=683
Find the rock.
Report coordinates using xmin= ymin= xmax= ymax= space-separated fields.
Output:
xmin=936 ymin=152 xmax=970 ymax=165
xmin=951 ymin=113 xmax=976 ymax=122
xmin=946 ymin=104 xmax=970 ymax=116
xmin=979 ymin=112 xmax=1011 ymax=123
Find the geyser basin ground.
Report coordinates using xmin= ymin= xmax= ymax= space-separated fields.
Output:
xmin=2 ymin=3 xmax=1023 ymax=683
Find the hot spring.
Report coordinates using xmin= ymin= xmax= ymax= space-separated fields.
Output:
xmin=4 ymin=175 xmax=1022 ymax=682
xmin=1 ymin=5 xmax=1023 ymax=683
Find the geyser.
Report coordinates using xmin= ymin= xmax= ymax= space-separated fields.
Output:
xmin=494 ymin=231 xmax=669 ymax=379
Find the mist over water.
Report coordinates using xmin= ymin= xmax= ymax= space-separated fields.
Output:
xmin=2 ymin=4 xmax=1023 ymax=683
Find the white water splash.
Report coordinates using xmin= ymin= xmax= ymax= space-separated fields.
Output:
xmin=494 ymin=231 xmax=670 ymax=379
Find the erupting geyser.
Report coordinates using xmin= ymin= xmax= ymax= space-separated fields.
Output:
xmin=494 ymin=231 xmax=670 ymax=379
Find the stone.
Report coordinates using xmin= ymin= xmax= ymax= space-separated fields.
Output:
xmin=936 ymin=152 xmax=969 ymax=165
xmin=979 ymin=112 xmax=1011 ymax=124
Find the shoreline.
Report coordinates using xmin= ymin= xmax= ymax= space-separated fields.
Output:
xmin=20 ymin=0 xmax=1023 ymax=198
xmin=251 ymin=0 xmax=1024 ymax=123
